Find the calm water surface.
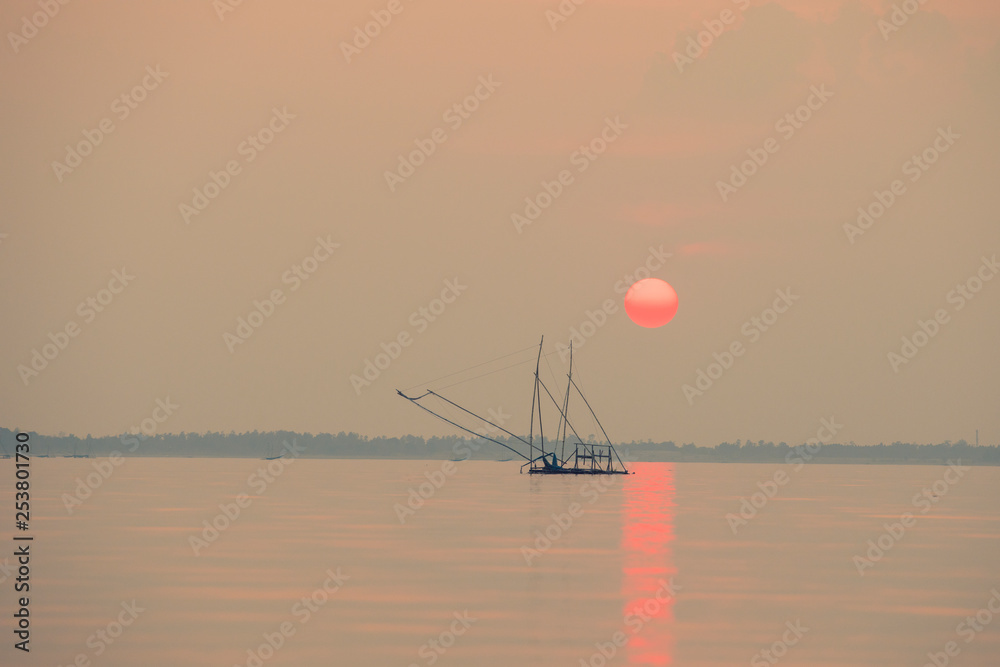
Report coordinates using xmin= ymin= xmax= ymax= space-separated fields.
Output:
xmin=2 ymin=459 xmax=998 ymax=666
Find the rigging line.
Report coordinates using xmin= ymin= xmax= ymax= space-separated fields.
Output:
xmin=403 ymin=344 xmax=538 ymax=392
xmin=426 ymin=390 xmax=532 ymax=448
xmin=540 ymin=347 xmax=566 ymax=441
xmin=541 ymin=346 xmax=561 ymax=387
xmin=528 ymin=337 xmax=543 ymax=455
xmin=570 ymin=377 xmax=615 ymax=446
xmin=434 ymin=393 xmax=496 ymax=449
xmin=569 ymin=360 xmax=602 ymax=441
xmin=558 ymin=374 xmax=629 ymax=474
xmin=433 ymin=357 xmax=537 ymax=391
xmin=400 ymin=395 xmax=530 ymax=462
xmin=536 ymin=378 xmax=587 ymax=452
xmin=560 ymin=345 xmax=573 ymax=461
xmin=430 ymin=392 xmax=465 ymax=432
xmin=431 ymin=349 xmax=561 ymax=391
xmin=400 ymin=390 xmax=476 ymax=439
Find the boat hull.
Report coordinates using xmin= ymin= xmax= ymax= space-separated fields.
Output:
xmin=528 ymin=467 xmax=630 ymax=475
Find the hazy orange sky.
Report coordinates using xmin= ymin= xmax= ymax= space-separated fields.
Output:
xmin=2 ymin=0 xmax=998 ymax=446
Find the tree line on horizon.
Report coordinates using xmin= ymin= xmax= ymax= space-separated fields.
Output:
xmin=1 ymin=428 xmax=997 ymax=465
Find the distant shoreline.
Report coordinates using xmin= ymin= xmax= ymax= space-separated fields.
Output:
xmin=3 ymin=427 xmax=997 ymax=467
xmin=14 ymin=455 xmax=1000 ymax=466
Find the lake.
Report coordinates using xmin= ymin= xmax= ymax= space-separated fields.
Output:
xmin=3 ymin=458 xmax=998 ymax=666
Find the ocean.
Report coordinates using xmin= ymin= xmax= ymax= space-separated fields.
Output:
xmin=4 ymin=458 xmax=998 ymax=666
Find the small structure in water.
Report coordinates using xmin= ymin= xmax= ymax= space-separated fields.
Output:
xmin=64 ymin=444 xmax=90 ymax=458
xmin=398 ymin=337 xmax=630 ymax=475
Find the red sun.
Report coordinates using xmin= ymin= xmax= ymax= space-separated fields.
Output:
xmin=624 ymin=279 xmax=678 ymax=328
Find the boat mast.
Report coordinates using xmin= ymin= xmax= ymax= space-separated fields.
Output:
xmin=536 ymin=336 xmax=545 ymax=459
xmin=396 ymin=336 xmax=629 ymax=475
xmin=559 ymin=342 xmax=573 ymax=464
xmin=528 ymin=336 xmax=543 ymax=463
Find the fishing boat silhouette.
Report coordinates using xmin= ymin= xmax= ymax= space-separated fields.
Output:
xmin=398 ymin=337 xmax=629 ymax=475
